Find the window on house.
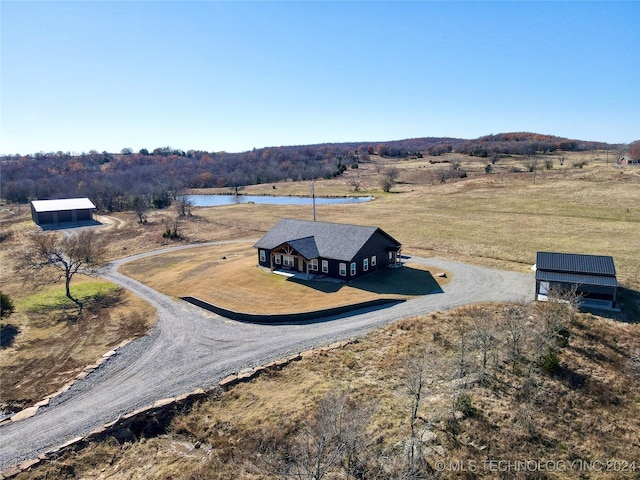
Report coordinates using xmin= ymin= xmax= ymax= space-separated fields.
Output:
xmin=284 ymin=255 xmax=294 ymax=267
xmin=363 ymin=258 xmax=369 ymax=271
xmin=259 ymin=250 xmax=266 ymax=262
xmin=322 ymin=260 xmax=328 ymax=273
xmin=388 ymin=251 xmax=393 ymax=260
xmin=309 ymin=259 xmax=318 ymax=271
xmin=274 ymin=254 xmax=282 ymax=265
xmin=350 ymin=262 xmax=356 ymax=276
xmin=339 ymin=263 xmax=347 ymax=276
xmin=371 ymin=255 xmax=377 ymax=267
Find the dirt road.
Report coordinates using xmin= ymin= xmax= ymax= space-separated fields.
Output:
xmin=0 ymin=242 xmax=533 ymax=469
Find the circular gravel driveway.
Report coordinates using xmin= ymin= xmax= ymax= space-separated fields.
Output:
xmin=0 ymin=241 xmax=534 ymax=469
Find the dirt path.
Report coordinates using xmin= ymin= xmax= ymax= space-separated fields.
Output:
xmin=0 ymin=241 xmax=534 ymax=469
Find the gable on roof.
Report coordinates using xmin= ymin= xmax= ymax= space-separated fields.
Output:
xmin=279 ymin=236 xmax=320 ymax=260
xmin=254 ymin=219 xmax=400 ymax=262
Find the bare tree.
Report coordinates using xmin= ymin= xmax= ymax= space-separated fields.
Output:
xmin=175 ymin=195 xmax=193 ymax=217
xmin=530 ymin=288 xmax=578 ymax=370
xmin=447 ymin=312 xmax=470 ymax=378
xmin=347 ymin=171 xmax=366 ymax=192
xmin=131 ymin=195 xmax=148 ymax=224
xmin=469 ymin=306 xmax=496 ymax=380
xmin=500 ymin=302 xmax=529 ymax=372
xmin=380 ymin=166 xmax=399 ymax=193
xmin=288 ymin=390 xmax=374 ymax=480
xmin=17 ymin=231 xmax=105 ymax=312
xmin=400 ymin=350 xmax=442 ymax=478
xmin=523 ymin=154 xmax=539 ymax=183
xmin=163 ymin=216 xmax=183 ymax=240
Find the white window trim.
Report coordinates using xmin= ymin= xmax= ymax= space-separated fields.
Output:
xmin=339 ymin=263 xmax=347 ymax=276
xmin=371 ymin=255 xmax=377 ymax=267
xmin=350 ymin=262 xmax=356 ymax=276
xmin=259 ymin=250 xmax=266 ymax=262
xmin=309 ymin=259 xmax=318 ymax=271
xmin=363 ymin=258 xmax=369 ymax=271
xmin=284 ymin=255 xmax=294 ymax=267
xmin=274 ymin=254 xmax=282 ymax=265
xmin=322 ymin=260 xmax=329 ymax=273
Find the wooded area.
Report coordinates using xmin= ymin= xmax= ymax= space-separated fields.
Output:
xmin=0 ymin=133 xmax=623 ymax=212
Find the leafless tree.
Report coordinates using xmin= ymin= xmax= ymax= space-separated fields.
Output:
xmin=469 ymin=306 xmax=496 ymax=380
xmin=530 ymin=288 xmax=578 ymax=369
xmin=447 ymin=312 xmax=470 ymax=378
xmin=163 ymin=216 xmax=183 ymax=240
xmin=287 ymin=390 xmax=374 ymax=480
xmin=175 ymin=196 xmax=193 ymax=217
xmin=131 ymin=195 xmax=148 ymax=224
xmin=500 ymin=302 xmax=529 ymax=372
xmin=380 ymin=166 xmax=400 ymax=193
xmin=17 ymin=231 xmax=106 ymax=312
xmin=347 ymin=171 xmax=366 ymax=192
xmin=400 ymin=350 xmax=443 ymax=478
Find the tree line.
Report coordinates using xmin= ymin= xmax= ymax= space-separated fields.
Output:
xmin=0 ymin=133 xmax=624 ymax=211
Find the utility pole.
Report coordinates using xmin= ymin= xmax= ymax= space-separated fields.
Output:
xmin=312 ymin=180 xmax=316 ymax=221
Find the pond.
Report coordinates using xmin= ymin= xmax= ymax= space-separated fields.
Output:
xmin=185 ymin=194 xmax=374 ymax=207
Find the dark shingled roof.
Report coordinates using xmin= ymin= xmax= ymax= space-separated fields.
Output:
xmin=285 ymin=236 xmax=320 ymax=260
xmin=535 ymin=252 xmax=617 ymax=288
xmin=254 ymin=219 xmax=401 ymax=262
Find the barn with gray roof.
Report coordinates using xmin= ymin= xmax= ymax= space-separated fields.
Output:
xmin=254 ymin=219 xmax=402 ymax=280
xmin=535 ymin=251 xmax=618 ymax=308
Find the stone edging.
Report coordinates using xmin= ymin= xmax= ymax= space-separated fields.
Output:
xmin=1 ymin=338 xmax=355 ymax=478
xmin=0 ymin=339 xmax=134 ymax=428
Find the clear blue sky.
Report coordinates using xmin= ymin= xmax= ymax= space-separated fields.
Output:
xmin=2 ymin=1 xmax=639 ymax=155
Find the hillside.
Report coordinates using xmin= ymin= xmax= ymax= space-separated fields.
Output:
xmin=12 ymin=301 xmax=640 ymax=479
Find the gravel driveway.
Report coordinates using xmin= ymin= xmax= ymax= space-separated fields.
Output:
xmin=0 ymin=241 xmax=534 ymax=469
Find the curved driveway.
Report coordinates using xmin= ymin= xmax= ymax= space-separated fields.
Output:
xmin=0 ymin=241 xmax=534 ymax=469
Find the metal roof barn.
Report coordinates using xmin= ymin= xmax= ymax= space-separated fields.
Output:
xmin=534 ymin=251 xmax=618 ymax=309
xmin=30 ymin=198 xmax=97 ymax=229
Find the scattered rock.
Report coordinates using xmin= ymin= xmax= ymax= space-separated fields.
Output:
xmin=10 ymin=406 xmax=39 ymax=422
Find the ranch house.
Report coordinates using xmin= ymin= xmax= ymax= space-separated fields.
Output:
xmin=534 ymin=251 xmax=618 ymax=309
xmin=254 ymin=219 xmax=402 ymax=280
xmin=31 ymin=198 xmax=97 ymax=228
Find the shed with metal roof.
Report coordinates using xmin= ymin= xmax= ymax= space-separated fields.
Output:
xmin=31 ymin=198 xmax=97 ymax=228
xmin=254 ymin=219 xmax=402 ymax=280
xmin=534 ymin=251 xmax=618 ymax=308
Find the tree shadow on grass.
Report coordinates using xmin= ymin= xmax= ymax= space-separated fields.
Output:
xmin=288 ymin=265 xmax=443 ymax=296
xmin=0 ymin=324 xmax=20 ymax=348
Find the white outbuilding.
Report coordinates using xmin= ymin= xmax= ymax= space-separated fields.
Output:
xmin=30 ymin=198 xmax=97 ymax=228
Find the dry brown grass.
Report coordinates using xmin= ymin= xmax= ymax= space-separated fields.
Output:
xmin=185 ymin=152 xmax=640 ymax=291
xmin=0 ymin=208 xmax=156 ymax=412
xmin=22 ymin=303 xmax=640 ymax=479
xmin=120 ymin=243 xmax=447 ymax=314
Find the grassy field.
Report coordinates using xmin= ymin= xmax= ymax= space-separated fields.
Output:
xmin=185 ymin=152 xmax=640 ymax=291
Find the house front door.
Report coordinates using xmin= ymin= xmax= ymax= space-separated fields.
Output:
xmin=298 ymin=259 xmax=304 ymax=272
